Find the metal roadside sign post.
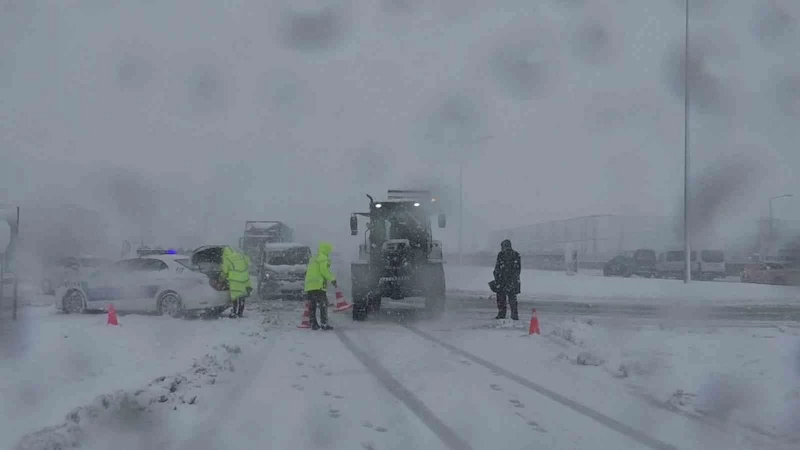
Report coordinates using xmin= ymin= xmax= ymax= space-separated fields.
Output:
xmin=1 ymin=252 xmax=5 ymax=314
xmin=1 ymin=205 xmax=20 ymax=320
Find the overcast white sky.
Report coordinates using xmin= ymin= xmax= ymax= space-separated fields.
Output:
xmin=1 ymin=0 xmax=799 ymax=255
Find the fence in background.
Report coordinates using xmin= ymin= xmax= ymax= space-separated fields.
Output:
xmin=486 ymin=215 xmax=800 ymax=266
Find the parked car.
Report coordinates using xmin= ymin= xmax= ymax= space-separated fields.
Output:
xmin=741 ymin=262 xmax=800 ymax=285
xmin=257 ymin=243 xmax=311 ymax=300
xmin=41 ymin=256 xmax=114 ymax=295
xmin=603 ymin=254 xmax=635 ymax=277
xmin=631 ymin=249 xmax=657 ymax=277
xmin=603 ymin=249 xmax=657 ymax=278
xmin=55 ymin=253 xmax=230 ymax=317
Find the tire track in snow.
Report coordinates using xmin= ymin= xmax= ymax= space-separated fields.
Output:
xmin=334 ymin=329 xmax=475 ymax=450
xmin=177 ymin=330 xmax=281 ymax=450
xmin=401 ymin=324 xmax=678 ymax=450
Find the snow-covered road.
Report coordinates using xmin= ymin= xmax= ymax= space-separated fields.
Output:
xmin=7 ymin=297 xmax=799 ymax=450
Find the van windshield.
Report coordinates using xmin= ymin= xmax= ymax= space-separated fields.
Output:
xmin=701 ymin=250 xmax=725 ymax=263
xmin=665 ymin=251 xmax=683 ymax=262
xmin=266 ymin=247 xmax=311 ymax=266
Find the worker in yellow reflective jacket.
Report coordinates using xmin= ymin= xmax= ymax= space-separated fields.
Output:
xmin=221 ymin=246 xmax=252 ymax=318
xmin=304 ymin=241 xmax=337 ymax=330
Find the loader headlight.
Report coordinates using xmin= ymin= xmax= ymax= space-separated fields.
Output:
xmin=413 ymin=202 xmax=420 ymax=207
xmin=375 ymin=203 xmax=382 ymax=208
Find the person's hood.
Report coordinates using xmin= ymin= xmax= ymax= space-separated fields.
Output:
xmin=222 ymin=246 xmax=234 ymax=258
xmin=501 ymin=239 xmax=512 ymax=251
xmin=318 ymin=241 xmax=333 ymax=257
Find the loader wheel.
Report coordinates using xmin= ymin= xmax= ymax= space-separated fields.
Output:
xmin=352 ymin=302 xmax=368 ymax=321
xmin=423 ymin=263 xmax=446 ymax=317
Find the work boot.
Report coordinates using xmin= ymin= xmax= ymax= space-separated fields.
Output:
xmin=495 ymin=313 xmax=506 ymax=320
xmin=510 ymin=313 xmax=519 ymax=321
xmin=311 ymin=323 xmax=320 ymax=331
xmin=321 ymin=324 xmax=333 ymax=331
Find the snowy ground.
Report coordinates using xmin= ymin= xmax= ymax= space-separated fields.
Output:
xmin=3 ymin=287 xmax=799 ymax=450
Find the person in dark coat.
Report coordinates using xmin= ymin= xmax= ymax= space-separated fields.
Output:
xmin=493 ymin=239 xmax=522 ymax=320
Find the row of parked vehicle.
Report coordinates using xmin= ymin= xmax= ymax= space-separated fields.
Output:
xmin=41 ymin=242 xmax=314 ymax=317
xmin=603 ymin=248 xmax=727 ymax=281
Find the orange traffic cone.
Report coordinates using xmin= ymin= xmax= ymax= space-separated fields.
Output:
xmin=107 ymin=304 xmax=119 ymax=326
xmin=297 ymin=301 xmax=311 ymax=329
xmin=528 ymin=308 xmax=540 ymax=335
xmin=333 ymin=289 xmax=352 ymax=312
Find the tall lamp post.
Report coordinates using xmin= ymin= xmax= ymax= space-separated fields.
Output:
xmin=425 ymin=133 xmax=493 ymax=264
xmin=683 ymin=0 xmax=691 ymax=284
xmin=458 ymin=135 xmax=494 ymax=264
xmin=769 ymin=194 xmax=793 ymax=243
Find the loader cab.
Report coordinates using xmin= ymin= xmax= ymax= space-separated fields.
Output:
xmin=369 ymin=201 xmax=436 ymax=251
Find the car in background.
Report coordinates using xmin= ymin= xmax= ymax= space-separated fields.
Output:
xmin=603 ymin=248 xmax=657 ymax=278
xmin=55 ymin=252 xmax=230 ymax=317
xmin=603 ymin=254 xmax=635 ymax=277
xmin=741 ymin=262 xmax=800 ymax=285
xmin=258 ymin=243 xmax=311 ymax=300
xmin=41 ymin=256 xmax=114 ymax=295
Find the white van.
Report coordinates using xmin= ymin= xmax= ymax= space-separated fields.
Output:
xmin=694 ymin=249 xmax=726 ymax=280
xmin=656 ymin=250 xmax=690 ymax=279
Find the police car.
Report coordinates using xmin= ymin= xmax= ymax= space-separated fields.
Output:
xmin=55 ymin=250 xmax=230 ymax=317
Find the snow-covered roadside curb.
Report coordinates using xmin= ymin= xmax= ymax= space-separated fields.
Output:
xmin=13 ymin=342 xmax=244 ymax=450
xmin=3 ymin=302 xmax=284 ymax=450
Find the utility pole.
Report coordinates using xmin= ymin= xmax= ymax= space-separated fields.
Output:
xmin=455 ymin=135 xmax=494 ymax=264
xmin=458 ymin=162 xmax=463 ymax=264
xmin=769 ymin=194 xmax=793 ymax=245
xmin=683 ymin=0 xmax=691 ymax=284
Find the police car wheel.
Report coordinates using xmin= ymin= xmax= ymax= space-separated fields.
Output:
xmin=63 ymin=290 xmax=86 ymax=314
xmin=158 ymin=292 xmax=184 ymax=318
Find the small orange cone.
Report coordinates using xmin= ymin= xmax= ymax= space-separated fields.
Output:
xmin=528 ymin=308 xmax=540 ymax=335
xmin=333 ymin=289 xmax=352 ymax=312
xmin=297 ymin=301 xmax=311 ymax=329
xmin=107 ymin=304 xmax=119 ymax=326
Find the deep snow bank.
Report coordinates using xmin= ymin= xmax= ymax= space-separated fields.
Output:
xmin=0 ymin=306 xmax=265 ymax=449
xmin=462 ymin=315 xmax=800 ymax=446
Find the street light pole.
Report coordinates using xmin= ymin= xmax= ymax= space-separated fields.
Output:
xmin=459 ymin=162 xmax=463 ymax=264
xmin=683 ymin=0 xmax=691 ymax=284
xmin=769 ymin=194 xmax=793 ymax=243
xmin=455 ymin=135 xmax=494 ymax=264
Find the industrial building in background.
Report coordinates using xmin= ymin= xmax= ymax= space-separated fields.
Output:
xmin=486 ymin=214 xmax=800 ymax=274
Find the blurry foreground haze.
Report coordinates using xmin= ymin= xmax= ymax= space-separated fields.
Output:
xmin=1 ymin=0 xmax=799 ymax=259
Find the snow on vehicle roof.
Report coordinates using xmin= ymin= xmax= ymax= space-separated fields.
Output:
xmin=264 ymin=242 xmax=309 ymax=250
xmin=247 ymin=222 xmax=283 ymax=229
